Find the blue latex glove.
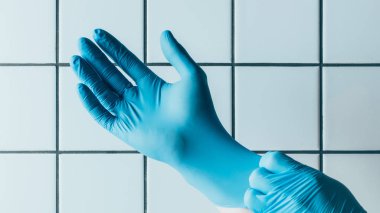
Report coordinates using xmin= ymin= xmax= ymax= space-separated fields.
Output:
xmin=244 ymin=151 xmax=366 ymax=212
xmin=70 ymin=29 xmax=260 ymax=207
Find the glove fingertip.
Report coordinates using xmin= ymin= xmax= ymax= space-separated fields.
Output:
xmin=93 ymin=28 xmax=106 ymax=42
xmin=70 ymin=55 xmax=80 ymax=66
xmin=78 ymin=38 xmax=93 ymax=57
xmin=160 ymin=30 xmax=173 ymax=42
xmin=78 ymin=37 xmax=88 ymax=48
xmin=160 ymin=30 xmax=172 ymax=55
xmin=76 ymin=83 xmax=86 ymax=93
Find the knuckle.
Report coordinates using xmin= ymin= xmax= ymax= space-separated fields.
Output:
xmin=256 ymin=167 xmax=268 ymax=178
xmin=271 ymin=151 xmax=284 ymax=160
xmin=260 ymin=151 xmax=282 ymax=167
xmin=104 ymin=97 xmax=118 ymax=112
xmin=250 ymin=168 xmax=267 ymax=185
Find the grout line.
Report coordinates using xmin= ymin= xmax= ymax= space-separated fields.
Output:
xmin=231 ymin=0 xmax=236 ymax=139
xmin=143 ymin=0 xmax=148 ymax=212
xmin=1 ymin=150 xmax=379 ymax=154
xmin=3 ymin=62 xmax=380 ymax=67
xmin=0 ymin=151 xmax=57 ymax=154
xmin=0 ymin=150 xmax=139 ymax=154
xmin=143 ymin=156 xmax=147 ymax=213
xmin=143 ymin=0 xmax=148 ymax=65
xmin=234 ymin=63 xmax=320 ymax=67
xmin=319 ymin=0 xmax=324 ymax=172
xmin=323 ymin=63 xmax=380 ymax=67
xmin=0 ymin=63 xmax=57 ymax=66
xmin=55 ymin=0 xmax=60 ymax=212
xmin=57 ymin=150 xmax=140 ymax=154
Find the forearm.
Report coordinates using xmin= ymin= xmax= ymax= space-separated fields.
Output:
xmin=170 ymin=122 xmax=260 ymax=207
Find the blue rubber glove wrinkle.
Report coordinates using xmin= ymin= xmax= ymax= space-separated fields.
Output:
xmin=245 ymin=152 xmax=366 ymax=213
xmin=71 ymin=29 xmax=260 ymax=207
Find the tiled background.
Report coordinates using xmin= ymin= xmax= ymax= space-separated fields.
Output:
xmin=0 ymin=0 xmax=379 ymax=212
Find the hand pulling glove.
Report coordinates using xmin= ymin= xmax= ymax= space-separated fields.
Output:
xmin=244 ymin=151 xmax=366 ymax=212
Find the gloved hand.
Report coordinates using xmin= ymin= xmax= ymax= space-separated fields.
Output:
xmin=244 ymin=151 xmax=366 ymax=213
xmin=70 ymin=29 xmax=260 ymax=207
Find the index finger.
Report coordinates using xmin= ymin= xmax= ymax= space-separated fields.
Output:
xmin=93 ymin=29 xmax=156 ymax=85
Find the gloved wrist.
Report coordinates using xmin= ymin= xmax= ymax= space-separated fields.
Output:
xmin=168 ymin=120 xmax=260 ymax=208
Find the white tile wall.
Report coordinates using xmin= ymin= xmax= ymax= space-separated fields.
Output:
xmin=324 ymin=154 xmax=380 ymax=212
xmin=148 ymin=0 xmax=231 ymax=63
xmin=235 ymin=0 xmax=319 ymax=63
xmin=59 ymin=154 xmax=143 ymax=213
xmin=0 ymin=67 xmax=56 ymax=150
xmin=235 ymin=67 xmax=319 ymax=150
xmin=59 ymin=67 xmax=133 ymax=150
xmin=0 ymin=0 xmax=55 ymax=63
xmin=288 ymin=154 xmax=319 ymax=170
xmin=59 ymin=0 xmax=143 ymax=62
xmin=0 ymin=154 xmax=55 ymax=213
xmin=324 ymin=67 xmax=380 ymax=150
xmin=324 ymin=0 xmax=380 ymax=63
xmin=1 ymin=0 xmax=380 ymax=212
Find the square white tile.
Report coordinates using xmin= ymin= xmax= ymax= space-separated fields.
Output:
xmin=148 ymin=0 xmax=231 ymax=63
xmin=59 ymin=67 xmax=133 ymax=150
xmin=0 ymin=0 xmax=55 ymax=63
xmin=0 ymin=154 xmax=55 ymax=213
xmin=147 ymin=159 xmax=218 ymax=213
xmin=324 ymin=0 xmax=380 ymax=63
xmin=60 ymin=154 xmax=143 ymax=213
xmin=235 ymin=67 xmax=319 ymax=150
xmin=324 ymin=154 xmax=380 ymax=212
xmin=323 ymin=67 xmax=380 ymax=150
xmin=235 ymin=0 xmax=319 ymax=63
xmin=287 ymin=154 xmax=319 ymax=170
xmin=0 ymin=67 xmax=55 ymax=150
xmin=59 ymin=0 xmax=143 ymax=63
xmin=150 ymin=66 xmax=232 ymax=133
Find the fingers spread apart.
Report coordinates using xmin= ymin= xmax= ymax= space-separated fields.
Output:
xmin=93 ymin=29 xmax=157 ymax=85
xmin=78 ymin=37 xmax=133 ymax=95
xmin=71 ymin=55 xmax=119 ymax=112
xmin=76 ymin=83 xmax=116 ymax=130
